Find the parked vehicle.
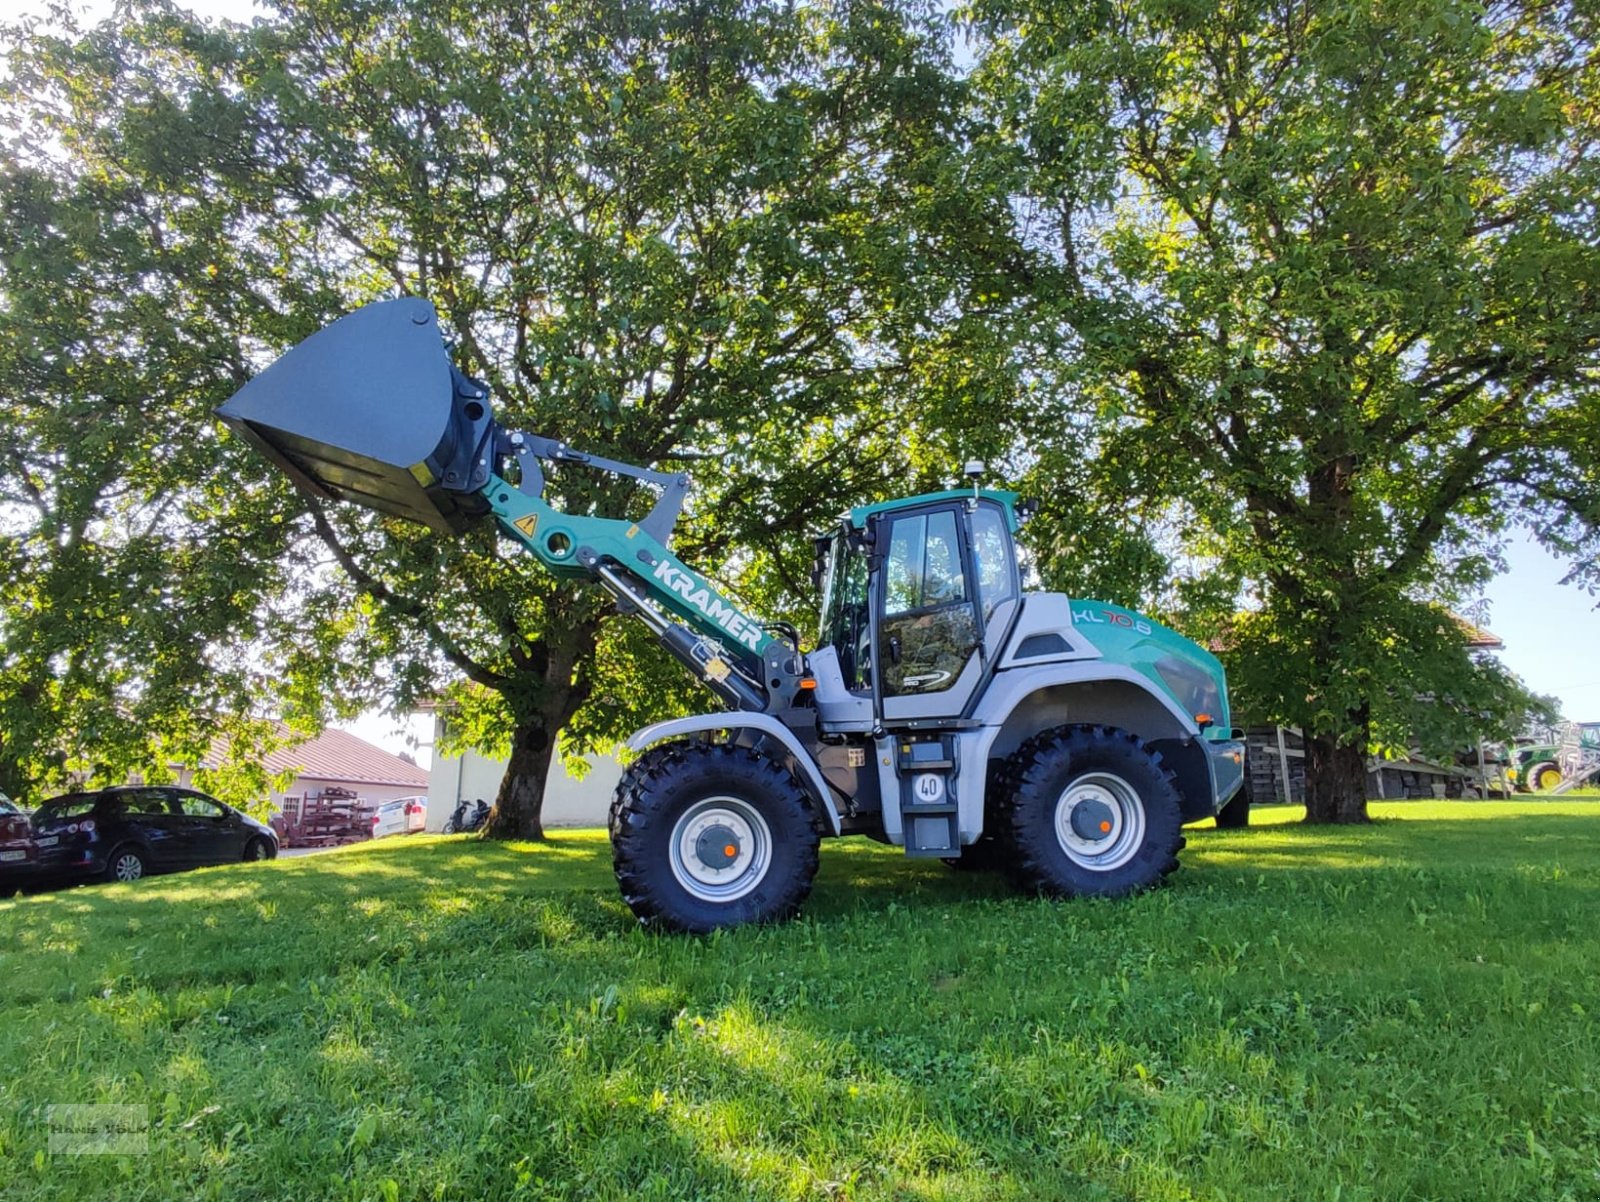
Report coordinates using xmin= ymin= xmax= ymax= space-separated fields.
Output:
xmin=0 ymin=793 xmax=36 ymax=895
xmin=1510 ymin=744 xmax=1562 ymax=792
xmin=371 ymin=796 xmax=428 ymax=839
xmin=22 ymin=787 xmax=278 ymax=886
xmin=443 ymin=798 xmax=490 ymax=834
xmin=223 ymin=299 xmax=1246 ymax=931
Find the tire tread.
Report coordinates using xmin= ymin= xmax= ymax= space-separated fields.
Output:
xmin=994 ymin=723 xmax=1184 ymax=897
xmin=610 ymin=741 xmax=821 ymax=932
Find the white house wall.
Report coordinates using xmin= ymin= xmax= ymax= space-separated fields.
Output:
xmin=425 ymin=748 xmax=621 ymax=830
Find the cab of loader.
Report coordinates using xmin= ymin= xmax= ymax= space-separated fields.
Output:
xmin=815 ymin=489 xmax=1024 ymax=713
xmin=806 ymin=481 xmax=1241 ymax=828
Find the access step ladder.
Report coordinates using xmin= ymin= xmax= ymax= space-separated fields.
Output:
xmin=892 ymin=731 xmax=963 ymax=856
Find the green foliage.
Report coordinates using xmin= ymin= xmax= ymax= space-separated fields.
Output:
xmin=970 ymin=0 xmax=1600 ymax=814
xmin=0 ymin=0 xmax=1031 ymax=821
xmin=0 ymin=45 xmax=310 ymax=801
xmin=6 ymin=802 xmax=1600 ymax=1198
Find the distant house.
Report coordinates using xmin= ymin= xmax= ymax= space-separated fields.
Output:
xmin=177 ymin=727 xmax=430 ymax=813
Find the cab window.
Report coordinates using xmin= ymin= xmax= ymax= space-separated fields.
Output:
xmin=969 ymin=503 xmax=1017 ymax=619
xmin=884 ymin=511 xmax=967 ymax=615
xmin=822 ymin=533 xmax=872 ymax=691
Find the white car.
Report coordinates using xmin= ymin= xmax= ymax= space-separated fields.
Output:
xmin=370 ymin=797 xmax=427 ymax=840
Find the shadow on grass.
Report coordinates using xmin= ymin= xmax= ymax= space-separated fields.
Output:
xmin=8 ymin=807 xmax=1600 ymax=1199
xmin=1192 ymin=810 xmax=1600 ymax=876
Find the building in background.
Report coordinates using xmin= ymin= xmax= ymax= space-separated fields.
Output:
xmin=178 ymin=727 xmax=430 ymax=813
xmin=423 ymin=711 xmax=618 ymax=829
xmin=1240 ymin=619 xmax=1512 ymax=804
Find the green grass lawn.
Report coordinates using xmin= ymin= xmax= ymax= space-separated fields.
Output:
xmin=4 ymin=800 xmax=1600 ymax=1202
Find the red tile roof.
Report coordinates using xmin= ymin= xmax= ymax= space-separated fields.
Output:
xmin=1455 ymin=618 xmax=1505 ymax=650
xmin=263 ymin=727 xmax=430 ymax=789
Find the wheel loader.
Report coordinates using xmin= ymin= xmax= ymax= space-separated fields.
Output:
xmin=220 ymin=299 xmax=1246 ymax=931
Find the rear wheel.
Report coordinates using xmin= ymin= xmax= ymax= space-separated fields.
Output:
xmin=1529 ymin=763 xmax=1562 ymax=792
xmin=611 ymin=742 xmax=821 ymax=933
xmin=996 ymin=725 xmax=1184 ymax=898
xmin=1213 ymin=790 xmax=1251 ymax=829
xmin=105 ymin=846 xmax=148 ymax=884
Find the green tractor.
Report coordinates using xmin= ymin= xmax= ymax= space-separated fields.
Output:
xmin=1511 ymin=745 xmax=1563 ymax=793
xmin=221 ymin=300 xmax=1246 ymax=931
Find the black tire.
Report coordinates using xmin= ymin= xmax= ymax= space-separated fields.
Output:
xmin=995 ymin=724 xmax=1184 ymax=898
xmin=1213 ymin=790 xmax=1251 ymax=829
xmin=942 ymin=835 xmax=1008 ymax=872
xmin=104 ymin=845 xmax=148 ymax=884
xmin=243 ymin=837 xmax=274 ymax=863
xmin=1529 ymin=763 xmax=1562 ymax=792
xmin=611 ymin=741 xmax=822 ymax=933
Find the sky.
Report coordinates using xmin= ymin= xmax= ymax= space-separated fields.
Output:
xmin=1479 ymin=528 xmax=1600 ymax=722
xmin=16 ymin=0 xmax=1600 ymax=762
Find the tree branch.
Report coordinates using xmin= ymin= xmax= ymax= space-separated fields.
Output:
xmin=304 ymin=499 xmax=510 ymax=690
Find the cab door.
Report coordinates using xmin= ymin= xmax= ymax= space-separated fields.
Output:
xmin=874 ymin=505 xmax=985 ymax=721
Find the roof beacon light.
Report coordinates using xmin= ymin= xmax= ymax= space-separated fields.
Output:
xmin=963 ymin=459 xmax=985 ymax=507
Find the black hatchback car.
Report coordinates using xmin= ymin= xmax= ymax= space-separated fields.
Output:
xmin=23 ymin=786 xmax=278 ymax=886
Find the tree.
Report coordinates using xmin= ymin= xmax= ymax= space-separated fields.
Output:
xmin=0 ymin=36 xmax=311 ymax=807
xmin=970 ymin=0 xmax=1600 ymax=821
xmin=5 ymin=0 xmax=1031 ymax=834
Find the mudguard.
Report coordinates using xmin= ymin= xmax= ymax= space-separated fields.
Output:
xmin=627 ymin=715 xmax=843 ymax=834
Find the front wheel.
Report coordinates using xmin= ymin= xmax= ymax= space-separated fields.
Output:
xmin=611 ymin=742 xmax=821 ymax=933
xmin=244 ymin=837 xmax=275 ymax=862
xmin=996 ymin=725 xmax=1184 ymax=898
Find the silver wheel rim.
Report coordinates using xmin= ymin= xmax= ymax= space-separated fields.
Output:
xmin=249 ymin=842 xmax=267 ymax=861
xmin=1054 ymin=772 xmax=1146 ymax=870
xmin=668 ymin=797 xmax=772 ymax=903
xmin=113 ymin=853 xmax=143 ymax=882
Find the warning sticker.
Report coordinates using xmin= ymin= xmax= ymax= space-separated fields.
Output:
xmin=513 ymin=514 xmax=539 ymax=537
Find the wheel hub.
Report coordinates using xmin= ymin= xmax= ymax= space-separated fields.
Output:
xmin=1054 ymin=772 xmax=1146 ymax=870
xmin=1069 ymin=797 xmax=1115 ymax=842
xmin=670 ymin=798 xmax=772 ymax=903
xmin=695 ymin=824 xmax=742 ymax=870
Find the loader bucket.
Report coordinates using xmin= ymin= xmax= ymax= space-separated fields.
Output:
xmin=217 ymin=298 xmax=495 ymax=534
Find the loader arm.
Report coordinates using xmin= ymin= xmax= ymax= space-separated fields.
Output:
xmin=478 ymin=431 xmax=790 ymax=714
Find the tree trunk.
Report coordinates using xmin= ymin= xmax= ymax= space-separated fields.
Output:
xmin=1303 ymin=723 xmax=1370 ymax=824
xmin=485 ymin=715 xmax=558 ymax=840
